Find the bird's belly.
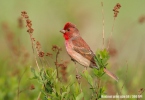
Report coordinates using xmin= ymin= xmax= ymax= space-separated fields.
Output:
xmin=65 ymin=41 xmax=90 ymax=67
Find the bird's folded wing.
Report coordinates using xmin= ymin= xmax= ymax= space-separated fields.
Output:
xmin=71 ymin=37 xmax=96 ymax=64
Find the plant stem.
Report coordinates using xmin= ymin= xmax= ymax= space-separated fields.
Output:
xmin=55 ymin=49 xmax=59 ymax=79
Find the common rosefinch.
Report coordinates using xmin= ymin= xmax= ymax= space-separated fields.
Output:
xmin=60 ymin=22 xmax=118 ymax=81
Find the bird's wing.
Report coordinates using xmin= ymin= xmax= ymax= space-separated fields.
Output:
xmin=71 ymin=37 xmax=96 ymax=65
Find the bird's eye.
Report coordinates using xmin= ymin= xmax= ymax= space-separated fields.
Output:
xmin=67 ymin=28 xmax=70 ymax=31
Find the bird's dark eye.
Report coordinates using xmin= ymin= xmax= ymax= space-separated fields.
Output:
xmin=67 ymin=28 xmax=70 ymax=31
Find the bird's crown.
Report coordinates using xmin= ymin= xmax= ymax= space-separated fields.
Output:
xmin=64 ymin=22 xmax=76 ymax=30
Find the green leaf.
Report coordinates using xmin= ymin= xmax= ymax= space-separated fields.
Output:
xmin=93 ymin=68 xmax=105 ymax=78
xmin=81 ymin=71 xmax=93 ymax=87
xmin=76 ymin=92 xmax=84 ymax=100
xmin=30 ymin=67 xmax=41 ymax=80
xmin=95 ymin=49 xmax=110 ymax=69
xmin=61 ymin=92 xmax=67 ymax=100
xmin=97 ymin=87 xmax=106 ymax=99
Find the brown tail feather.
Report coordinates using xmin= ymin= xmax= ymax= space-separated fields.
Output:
xmin=103 ymin=68 xmax=119 ymax=82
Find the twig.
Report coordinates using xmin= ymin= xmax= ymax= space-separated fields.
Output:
xmin=107 ymin=18 xmax=116 ymax=50
xmin=21 ymin=11 xmax=40 ymax=71
xmin=43 ymin=57 xmax=50 ymax=68
xmin=37 ymin=85 xmax=44 ymax=100
xmin=101 ymin=2 xmax=105 ymax=49
xmin=137 ymin=88 xmax=145 ymax=100
xmin=120 ymin=61 xmax=128 ymax=95
xmin=107 ymin=3 xmax=121 ymax=50
xmin=55 ymin=49 xmax=60 ymax=79
xmin=96 ymin=78 xmax=101 ymax=98
xmin=44 ymin=57 xmax=51 ymax=67
xmin=37 ymin=92 xmax=42 ymax=100
xmin=74 ymin=63 xmax=82 ymax=93
xmin=17 ymin=68 xmax=27 ymax=100
xmin=52 ymin=45 xmax=61 ymax=79
xmin=35 ymin=55 xmax=40 ymax=71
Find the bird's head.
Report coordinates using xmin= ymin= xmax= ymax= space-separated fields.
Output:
xmin=60 ymin=22 xmax=79 ymax=40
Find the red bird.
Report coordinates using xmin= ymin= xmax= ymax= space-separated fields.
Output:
xmin=60 ymin=22 xmax=118 ymax=81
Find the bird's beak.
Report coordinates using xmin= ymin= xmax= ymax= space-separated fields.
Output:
xmin=60 ymin=29 xmax=65 ymax=34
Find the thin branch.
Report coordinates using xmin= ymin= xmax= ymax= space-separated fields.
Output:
xmin=55 ymin=49 xmax=60 ymax=79
xmin=34 ymin=55 xmax=40 ymax=71
xmin=37 ymin=92 xmax=42 ymax=100
xmin=37 ymin=85 xmax=44 ymax=100
xmin=137 ymin=88 xmax=145 ymax=100
xmin=44 ymin=57 xmax=51 ymax=67
xmin=17 ymin=68 xmax=27 ymax=100
xmin=107 ymin=18 xmax=116 ymax=50
xmin=107 ymin=3 xmax=121 ymax=50
xmin=96 ymin=78 xmax=101 ymax=99
xmin=101 ymin=2 xmax=105 ymax=49
xmin=74 ymin=63 xmax=82 ymax=93
xmin=43 ymin=57 xmax=50 ymax=68
xmin=120 ymin=61 xmax=128 ymax=95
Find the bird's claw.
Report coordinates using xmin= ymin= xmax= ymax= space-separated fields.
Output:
xmin=76 ymin=74 xmax=81 ymax=80
xmin=82 ymin=67 xmax=87 ymax=73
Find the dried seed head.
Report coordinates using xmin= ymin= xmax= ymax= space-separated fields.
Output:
xmin=46 ymin=52 xmax=53 ymax=58
xmin=21 ymin=11 xmax=34 ymax=34
xmin=57 ymin=61 xmax=69 ymax=82
xmin=36 ymin=41 xmax=41 ymax=52
xmin=27 ymin=28 xmax=34 ymax=33
xmin=139 ymin=15 xmax=145 ymax=24
xmin=38 ymin=51 xmax=45 ymax=57
xmin=76 ymin=74 xmax=81 ymax=80
xmin=21 ymin=11 xmax=27 ymax=14
xmin=52 ymin=45 xmax=62 ymax=51
xmin=30 ymin=84 xmax=35 ymax=90
xmin=113 ymin=3 xmax=121 ymax=17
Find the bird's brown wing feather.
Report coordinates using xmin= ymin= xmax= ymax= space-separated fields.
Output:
xmin=71 ymin=37 xmax=96 ymax=66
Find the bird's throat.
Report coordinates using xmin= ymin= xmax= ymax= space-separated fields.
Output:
xmin=63 ymin=33 xmax=69 ymax=40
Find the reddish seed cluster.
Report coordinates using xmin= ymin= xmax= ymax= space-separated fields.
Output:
xmin=57 ymin=61 xmax=69 ymax=82
xmin=52 ymin=45 xmax=62 ymax=51
xmin=46 ymin=52 xmax=53 ymax=58
xmin=21 ymin=11 xmax=34 ymax=34
xmin=38 ymin=51 xmax=45 ymax=57
xmin=21 ymin=11 xmax=29 ymax=18
xmin=36 ymin=41 xmax=45 ymax=57
xmin=139 ymin=16 xmax=145 ymax=24
xmin=36 ymin=41 xmax=41 ymax=51
xmin=138 ymin=88 xmax=144 ymax=92
xmin=29 ymin=84 xmax=35 ymax=90
xmin=113 ymin=3 xmax=121 ymax=17
xmin=21 ymin=11 xmax=48 ymax=58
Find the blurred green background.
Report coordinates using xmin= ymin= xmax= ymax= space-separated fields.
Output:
xmin=0 ymin=0 xmax=145 ymax=100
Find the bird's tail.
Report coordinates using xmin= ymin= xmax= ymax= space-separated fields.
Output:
xmin=103 ymin=68 xmax=119 ymax=82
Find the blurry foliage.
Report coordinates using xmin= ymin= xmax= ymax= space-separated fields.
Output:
xmin=30 ymin=49 xmax=109 ymax=100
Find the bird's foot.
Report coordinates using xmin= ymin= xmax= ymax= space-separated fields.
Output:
xmin=76 ymin=74 xmax=81 ymax=80
xmin=82 ymin=67 xmax=87 ymax=73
